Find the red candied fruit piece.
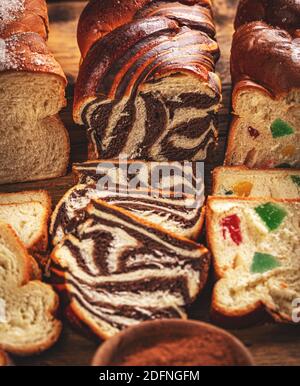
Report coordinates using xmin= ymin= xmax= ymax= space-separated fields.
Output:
xmin=248 ymin=126 xmax=260 ymax=139
xmin=221 ymin=214 xmax=243 ymax=246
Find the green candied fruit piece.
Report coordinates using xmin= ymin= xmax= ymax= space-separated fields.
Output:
xmin=271 ymin=119 xmax=294 ymax=138
xmin=291 ymin=175 xmax=300 ymax=187
xmin=251 ymin=252 xmax=281 ymax=274
xmin=255 ymin=202 xmax=287 ymax=231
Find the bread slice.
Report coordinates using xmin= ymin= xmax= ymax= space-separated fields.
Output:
xmin=0 ymin=222 xmax=61 ymax=355
xmin=50 ymin=184 xmax=205 ymax=245
xmin=51 ymin=200 xmax=210 ymax=340
xmin=206 ymin=196 xmax=300 ymax=326
xmin=225 ymin=84 xmax=300 ymax=168
xmin=0 ymin=115 xmax=70 ymax=184
xmin=213 ymin=167 xmax=300 ymax=198
xmin=0 ymin=190 xmax=51 ymax=208
xmin=0 ymin=200 xmax=50 ymax=253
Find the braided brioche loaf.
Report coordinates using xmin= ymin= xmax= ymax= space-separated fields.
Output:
xmin=225 ymin=0 xmax=300 ymax=168
xmin=0 ymin=1 xmax=69 ymax=184
xmin=74 ymin=0 xmax=221 ymax=161
xmin=51 ymin=200 xmax=210 ymax=339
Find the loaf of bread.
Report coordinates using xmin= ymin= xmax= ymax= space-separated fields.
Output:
xmin=213 ymin=167 xmax=300 ymax=198
xmin=0 ymin=190 xmax=51 ymax=253
xmin=51 ymin=200 xmax=210 ymax=339
xmin=74 ymin=0 xmax=221 ymax=161
xmin=0 ymin=1 xmax=69 ymax=184
xmin=0 ymin=222 xmax=61 ymax=355
xmin=225 ymin=1 xmax=300 ymax=168
xmin=206 ymin=197 xmax=300 ymax=326
xmin=50 ymin=184 xmax=205 ymax=245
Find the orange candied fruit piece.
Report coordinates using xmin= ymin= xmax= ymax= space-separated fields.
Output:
xmin=281 ymin=145 xmax=296 ymax=158
xmin=233 ymin=181 xmax=253 ymax=197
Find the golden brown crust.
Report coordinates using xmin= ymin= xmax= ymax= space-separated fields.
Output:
xmin=211 ymin=289 xmax=271 ymax=328
xmin=0 ymin=0 xmax=49 ymax=40
xmin=0 ymin=32 xmax=66 ymax=83
xmin=231 ymin=22 xmax=300 ymax=96
xmin=77 ymin=0 xmax=214 ymax=59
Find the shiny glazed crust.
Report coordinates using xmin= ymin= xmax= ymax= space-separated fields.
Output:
xmin=0 ymin=0 xmax=49 ymax=39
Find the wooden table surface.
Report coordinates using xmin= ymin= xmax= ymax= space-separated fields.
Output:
xmin=1 ymin=0 xmax=300 ymax=366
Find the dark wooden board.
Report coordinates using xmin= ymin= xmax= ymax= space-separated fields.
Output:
xmin=1 ymin=0 xmax=300 ymax=366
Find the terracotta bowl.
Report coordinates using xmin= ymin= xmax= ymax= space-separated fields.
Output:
xmin=92 ymin=319 xmax=254 ymax=366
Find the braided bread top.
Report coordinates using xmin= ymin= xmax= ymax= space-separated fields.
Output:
xmin=235 ymin=0 xmax=300 ymax=32
xmin=0 ymin=0 xmax=49 ymax=40
xmin=77 ymin=0 xmax=215 ymax=58
xmin=232 ymin=0 xmax=300 ymax=96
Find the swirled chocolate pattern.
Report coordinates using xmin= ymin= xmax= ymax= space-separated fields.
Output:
xmin=72 ymin=160 xmax=204 ymax=196
xmin=51 ymin=200 xmax=210 ymax=339
xmin=50 ymin=184 xmax=205 ymax=245
xmin=74 ymin=2 xmax=221 ymax=161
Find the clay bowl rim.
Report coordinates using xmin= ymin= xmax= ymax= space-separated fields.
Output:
xmin=91 ymin=319 xmax=255 ymax=366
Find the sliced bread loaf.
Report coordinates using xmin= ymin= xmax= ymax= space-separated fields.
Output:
xmin=51 ymin=200 xmax=210 ymax=339
xmin=0 ymin=199 xmax=50 ymax=253
xmin=0 ymin=32 xmax=70 ymax=184
xmin=50 ymin=184 xmax=205 ymax=245
xmin=213 ymin=167 xmax=300 ymax=198
xmin=0 ymin=222 xmax=61 ymax=355
xmin=206 ymin=197 xmax=300 ymax=326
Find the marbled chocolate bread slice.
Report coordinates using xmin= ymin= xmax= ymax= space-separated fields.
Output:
xmin=50 ymin=185 xmax=205 ymax=245
xmin=51 ymin=200 xmax=210 ymax=339
xmin=206 ymin=197 xmax=300 ymax=326
xmin=73 ymin=160 xmax=204 ymax=196
xmin=212 ymin=167 xmax=300 ymax=198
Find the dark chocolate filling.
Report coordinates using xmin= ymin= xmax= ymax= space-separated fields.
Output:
xmin=166 ymin=93 xmax=220 ymax=119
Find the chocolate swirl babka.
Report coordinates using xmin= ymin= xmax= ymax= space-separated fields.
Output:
xmin=74 ymin=0 xmax=221 ymax=161
xmin=72 ymin=160 xmax=204 ymax=196
xmin=50 ymin=184 xmax=205 ymax=245
xmin=51 ymin=200 xmax=210 ymax=339
xmin=225 ymin=0 xmax=300 ymax=168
